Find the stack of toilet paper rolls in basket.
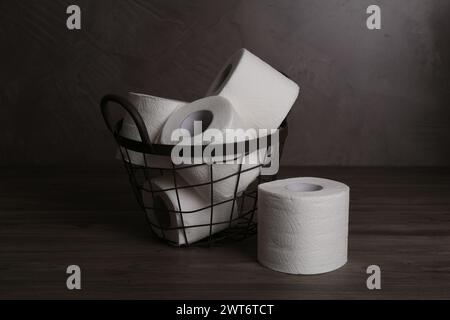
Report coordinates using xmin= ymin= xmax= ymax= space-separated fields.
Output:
xmin=118 ymin=48 xmax=349 ymax=275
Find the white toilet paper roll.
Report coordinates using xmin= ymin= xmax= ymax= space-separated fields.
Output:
xmin=207 ymin=48 xmax=299 ymax=130
xmin=258 ymin=177 xmax=349 ymax=275
xmin=160 ymin=96 xmax=246 ymax=145
xmin=160 ymin=96 xmax=264 ymax=201
xmin=125 ymin=92 xmax=185 ymax=142
xmin=118 ymin=92 xmax=185 ymax=167
xmin=143 ymin=176 xmax=237 ymax=245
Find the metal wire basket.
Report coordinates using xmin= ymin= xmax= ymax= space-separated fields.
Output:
xmin=101 ymin=94 xmax=288 ymax=246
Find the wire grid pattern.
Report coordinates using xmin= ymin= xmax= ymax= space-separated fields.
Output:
xmin=101 ymin=94 xmax=285 ymax=247
xmin=117 ymin=143 xmax=277 ymax=247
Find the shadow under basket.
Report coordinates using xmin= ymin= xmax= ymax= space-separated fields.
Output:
xmin=101 ymin=94 xmax=288 ymax=247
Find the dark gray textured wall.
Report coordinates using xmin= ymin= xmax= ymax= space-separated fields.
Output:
xmin=1 ymin=0 xmax=449 ymax=166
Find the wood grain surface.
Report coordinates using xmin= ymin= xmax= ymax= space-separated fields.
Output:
xmin=1 ymin=166 xmax=449 ymax=299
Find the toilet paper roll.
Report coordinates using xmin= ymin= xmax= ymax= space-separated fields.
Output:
xmin=207 ymin=48 xmax=299 ymax=130
xmin=258 ymin=177 xmax=349 ymax=275
xmin=125 ymin=92 xmax=185 ymax=143
xmin=160 ymin=96 xmax=247 ymax=145
xmin=160 ymin=96 xmax=264 ymax=201
xmin=117 ymin=92 xmax=185 ymax=167
xmin=117 ymin=123 xmax=174 ymax=169
xmin=143 ymin=176 xmax=237 ymax=245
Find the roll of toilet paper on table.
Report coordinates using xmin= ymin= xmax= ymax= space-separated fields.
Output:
xmin=160 ymin=96 xmax=265 ymax=202
xmin=207 ymin=48 xmax=300 ymax=130
xmin=258 ymin=177 xmax=349 ymax=275
xmin=143 ymin=176 xmax=237 ymax=245
xmin=117 ymin=92 xmax=185 ymax=167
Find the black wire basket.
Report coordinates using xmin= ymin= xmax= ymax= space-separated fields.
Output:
xmin=101 ymin=94 xmax=288 ymax=247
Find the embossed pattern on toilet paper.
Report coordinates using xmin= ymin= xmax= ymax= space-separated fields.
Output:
xmin=143 ymin=176 xmax=238 ymax=245
xmin=117 ymin=92 xmax=185 ymax=167
xmin=207 ymin=48 xmax=299 ymax=130
xmin=258 ymin=177 xmax=349 ymax=275
xmin=125 ymin=92 xmax=185 ymax=143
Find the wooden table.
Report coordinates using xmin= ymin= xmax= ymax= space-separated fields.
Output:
xmin=1 ymin=167 xmax=449 ymax=299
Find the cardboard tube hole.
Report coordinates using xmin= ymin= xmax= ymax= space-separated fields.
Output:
xmin=285 ymin=182 xmax=323 ymax=192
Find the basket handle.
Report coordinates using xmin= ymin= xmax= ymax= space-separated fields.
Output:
xmin=100 ymin=94 xmax=152 ymax=146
